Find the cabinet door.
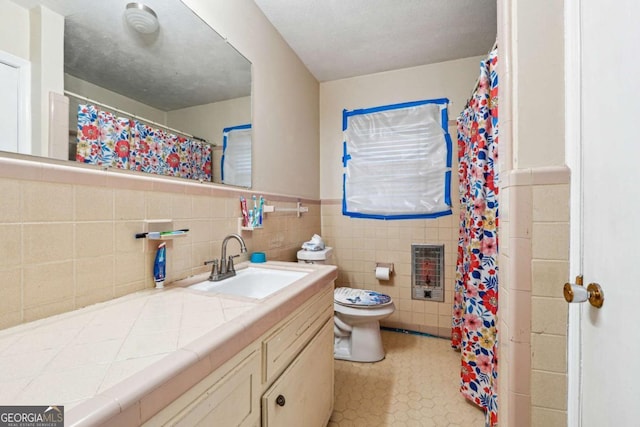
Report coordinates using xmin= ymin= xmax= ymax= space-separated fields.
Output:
xmin=156 ymin=350 xmax=260 ymax=427
xmin=262 ymin=320 xmax=334 ymax=427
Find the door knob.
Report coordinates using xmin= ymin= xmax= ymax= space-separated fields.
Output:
xmin=276 ymin=394 xmax=286 ymax=406
xmin=563 ymin=275 xmax=604 ymax=308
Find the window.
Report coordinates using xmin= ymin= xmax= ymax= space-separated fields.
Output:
xmin=342 ymin=98 xmax=452 ymax=219
xmin=221 ymin=124 xmax=252 ymax=187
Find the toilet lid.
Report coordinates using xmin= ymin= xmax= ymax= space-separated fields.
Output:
xmin=334 ymin=287 xmax=392 ymax=307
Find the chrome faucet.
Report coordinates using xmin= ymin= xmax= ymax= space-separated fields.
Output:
xmin=204 ymin=233 xmax=247 ymax=281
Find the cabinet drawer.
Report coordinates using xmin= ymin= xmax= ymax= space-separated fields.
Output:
xmin=262 ymin=285 xmax=333 ymax=384
xmin=262 ymin=319 xmax=334 ymax=427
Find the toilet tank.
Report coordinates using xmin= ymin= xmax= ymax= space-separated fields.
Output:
xmin=297 ymin=247 xmax=333 ymax=264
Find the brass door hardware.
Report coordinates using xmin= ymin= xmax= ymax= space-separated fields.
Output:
xmin=563 ymin=275 xmax=604 ymax=308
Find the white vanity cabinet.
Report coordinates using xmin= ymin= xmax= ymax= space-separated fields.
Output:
xmin=260 ymin=286 xmax=334 ymax=427
xmin=262 ymin=320 xmax=334 ymax=427
xmin=145 ymin=345 xmax=262 ymax=427
xmin=145 ymin=281 xmax=334 ymax=427
xmin=262 ymin=286 xmax=334 ymax=384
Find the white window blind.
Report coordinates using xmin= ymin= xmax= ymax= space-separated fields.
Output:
xmin=221 ymin=124 xmax=251 ymax=187
xmin=342 ymin=99 xmax=452 ymax=219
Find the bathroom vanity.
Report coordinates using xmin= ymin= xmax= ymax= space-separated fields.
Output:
xmin=146 ymin=281 xmax=334 ymax=426
xmin=0 ymin=262 xmax=336 ymax=427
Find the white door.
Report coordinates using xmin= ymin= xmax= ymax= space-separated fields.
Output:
xmin=568 ymin=0 xmax=640 ymax=425
xmin=0 ymin=50 xmax=31 ymax=154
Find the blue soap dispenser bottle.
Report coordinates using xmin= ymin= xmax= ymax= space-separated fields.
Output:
xmin=153 ymin=242 xmax=166 ymax=288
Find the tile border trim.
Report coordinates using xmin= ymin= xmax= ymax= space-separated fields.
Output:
xmin=501 ymin=166 xmax=570 ymax=188
xmin=0 ymin=154 xmax=319 ymax=204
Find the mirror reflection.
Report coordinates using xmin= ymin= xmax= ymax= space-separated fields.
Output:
xmin=1 ymin=0 xmax=252 ymax=187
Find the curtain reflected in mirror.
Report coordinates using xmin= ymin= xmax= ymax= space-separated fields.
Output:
xmin=72 ymin=101 xmax=213 ymax=181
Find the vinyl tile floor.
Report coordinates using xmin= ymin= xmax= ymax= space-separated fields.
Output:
xmin=328 ymin=330 xmax=485 ymax=427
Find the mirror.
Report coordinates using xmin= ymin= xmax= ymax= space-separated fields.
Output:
xmin=1 ymin=0 xmax=252 ymax=187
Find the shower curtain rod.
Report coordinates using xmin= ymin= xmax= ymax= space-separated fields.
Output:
xmin=64 ymin=90 xmax=209 ymax=143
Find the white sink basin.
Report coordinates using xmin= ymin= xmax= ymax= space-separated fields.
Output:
xmin=188 ymin=267 xmax=309 ymax=299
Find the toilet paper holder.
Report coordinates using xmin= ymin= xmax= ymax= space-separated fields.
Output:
xmin=374 ymin=262 xmax=394 ymax=274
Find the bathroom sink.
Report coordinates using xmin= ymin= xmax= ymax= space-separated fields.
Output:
xmin=188 ymin=267 xmax=309 ymax=299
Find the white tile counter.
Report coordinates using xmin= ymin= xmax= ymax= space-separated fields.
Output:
xmin=0 ymin=262 xmax=337 ymax=426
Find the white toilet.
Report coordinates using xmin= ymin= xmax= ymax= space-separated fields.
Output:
xmin=296 ymin=248 xmax=396 ymax=363
xmin=333 ymin=287 xmax=395 ymax=362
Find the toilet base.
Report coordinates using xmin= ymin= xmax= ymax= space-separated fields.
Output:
xmin=334 ymin=320 xmax=385 ymax=362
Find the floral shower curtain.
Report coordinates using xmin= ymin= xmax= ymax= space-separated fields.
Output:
xmin=451 ymin=47 xmax=499 ymax=426
xmin=76 ymin=104 xmax=131 ymax=169
xmin=76 ymin=104 xmax=212 ymax=181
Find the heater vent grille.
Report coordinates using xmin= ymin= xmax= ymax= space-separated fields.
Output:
xmin=411 ymin=244 xmax=445 ymax=302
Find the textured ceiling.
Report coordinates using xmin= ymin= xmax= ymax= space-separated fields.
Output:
xmin=10 ymin=0 xmax=251 ymax=111
xmin=253 ymin=0 xmax=497 ymax=82
xmin=10 ymin=1 xmax=497 ymax=109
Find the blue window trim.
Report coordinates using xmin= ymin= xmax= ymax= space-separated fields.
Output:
xmin=221 ymin=123 xmax=251 ymax=181
xmin=342 ymin=98 xmax=452 ymax=220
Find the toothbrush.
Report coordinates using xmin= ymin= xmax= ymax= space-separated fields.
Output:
xmin=135 ymin=229 xmax=189 ymax=239
xmin=258 ymin=196 xmax=264 ymax=226
xmin=146 ymin=230 xmax=187 ymax=239
xmin=240 ymin=196 xmax=249 ymax=227
xmin=252 ymin=195 xmax=258 ymax=227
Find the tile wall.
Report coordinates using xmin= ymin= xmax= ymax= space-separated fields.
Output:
xmin=320 ymin=201 xmax=460 ymax=338
xmin=499 ymin=168 xmax=570 ymax=427
xmin=0 ymin=157 xmax=320 ymax=330
xmin=530 ymin=171 xmax=570 ymax=426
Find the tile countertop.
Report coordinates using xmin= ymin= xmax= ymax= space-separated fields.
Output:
xmin=0 ymin=261 xmax=337 ymax=426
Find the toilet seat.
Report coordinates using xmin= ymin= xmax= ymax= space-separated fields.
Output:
xmin=334 ymin=301 xmax=396 ymax=319
xmin=334 ymin=287 xmax=393 ymax=308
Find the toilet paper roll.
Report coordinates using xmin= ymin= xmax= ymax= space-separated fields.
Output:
xmin=375 ymin=266 xmax=391 ymax=281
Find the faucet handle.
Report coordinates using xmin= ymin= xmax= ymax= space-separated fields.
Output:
xmin=227 ymin=254 xmax=240 ymax=273
xmin=204 ymin=259 xmax=219 ymax=277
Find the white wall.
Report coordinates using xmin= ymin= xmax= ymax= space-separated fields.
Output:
xmin=167 ymin=96 xmax=251 ymax=147
xmin=183 ymin=0 xmax=320 ymax=199
xmin=0 ymin=0 xmax=29 ymax=59
xmin=65 ymin=74 xmax=167 ymax=124
xmin=319 ymin=56 xmax=485 ymax=199
xmin=30 ymin=5 xmax=64 ymax=157
xmin=513 ymin=0 xmax=565 ymax=168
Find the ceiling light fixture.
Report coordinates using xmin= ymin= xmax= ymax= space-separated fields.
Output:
xmin=124 ymin=2 xmax=159 ymax=34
